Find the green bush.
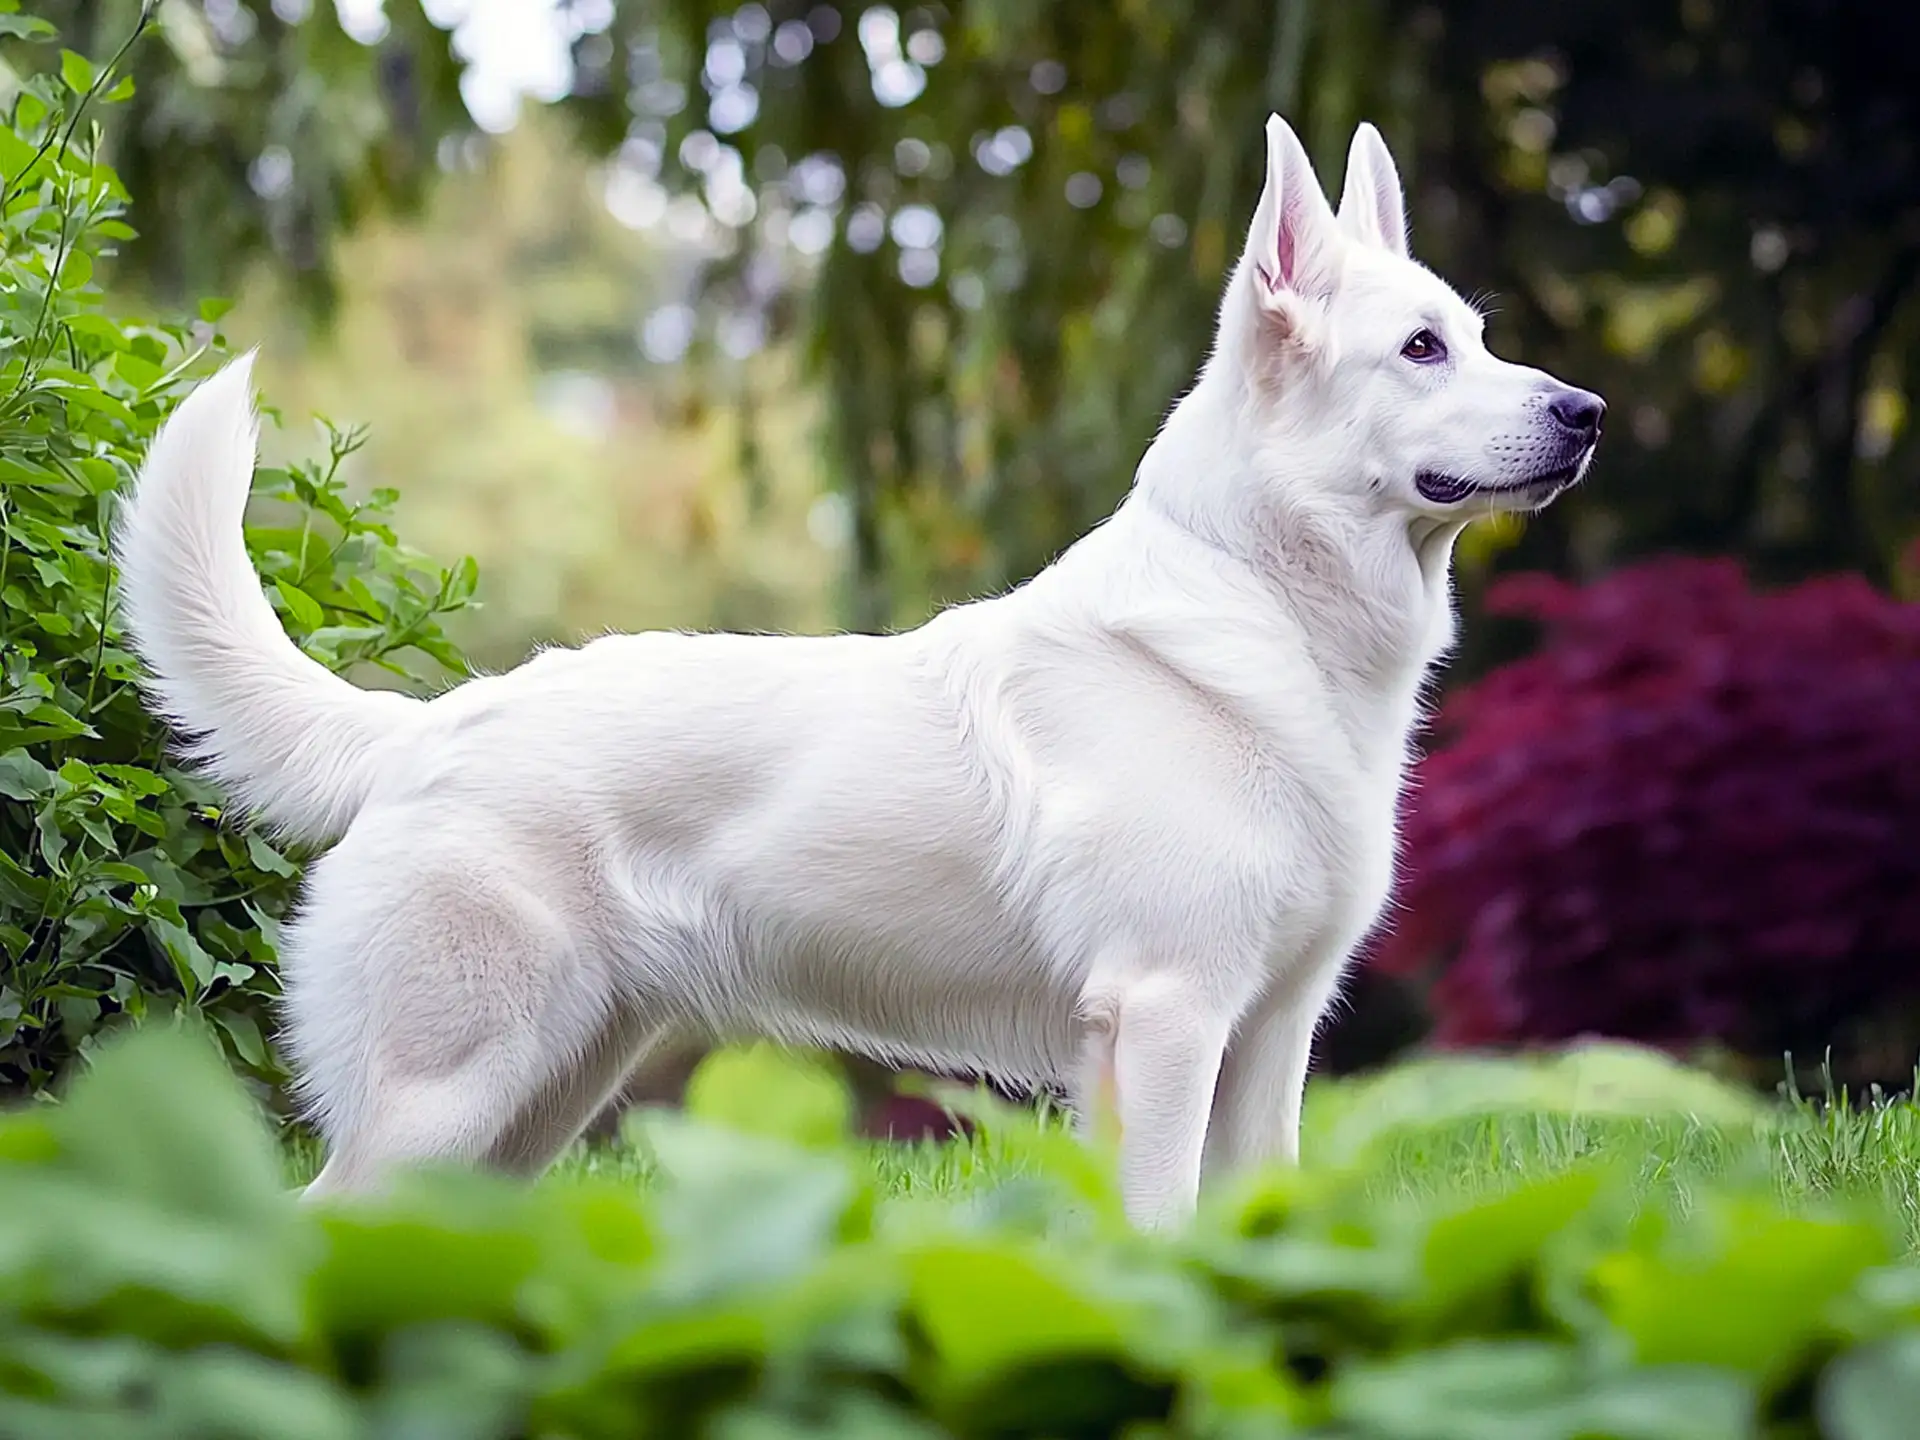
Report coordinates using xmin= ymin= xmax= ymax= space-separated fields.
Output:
xmin=2 ymin=1024 xmax=1917 ymax=1439
xmin=0 ymin=5 xmax=474 ymax=1096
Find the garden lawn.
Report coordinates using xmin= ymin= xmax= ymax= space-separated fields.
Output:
xmin=283 ymin=1042 xmax=1920 ymax=1250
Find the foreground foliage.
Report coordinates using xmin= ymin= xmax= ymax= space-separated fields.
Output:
xmin=5 ymin=1028 xmax=1920 ymax=1438
xmin=0 ymin=7 xmax=474 ymax=1094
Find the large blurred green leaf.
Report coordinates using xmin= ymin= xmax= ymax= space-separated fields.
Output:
xmin=1820 ymin=1332 xmax=1920 ymax=1440
xmin=1330 ymin=1342 xmax=1754 ymax=1440
xmin=1593 ymin=1198 xmax=1890 ymax=1379
xmin=1304 ymin=1043 xmax=1768 ymax=1166
xmin=0 ymin=1027 xmax=1914 ymax=1437
xmin=52 ymin=1022 xmax=284 ymax=1222
xmin=684 ymin=1042 xmax=853 ymax=1149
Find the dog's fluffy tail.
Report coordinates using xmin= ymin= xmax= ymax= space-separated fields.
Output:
xmin=115 ymin=352 xmax=419 ymax=845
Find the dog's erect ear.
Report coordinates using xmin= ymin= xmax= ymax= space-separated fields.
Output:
xmin=1337 ymin=122 xmax=1409 ymax=259
xmin=1246 ymin=114 xmax=1341 ymax=324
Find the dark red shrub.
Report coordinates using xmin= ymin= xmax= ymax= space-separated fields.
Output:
xmin=1379 ymin=558 xmax=1920 ymax=1065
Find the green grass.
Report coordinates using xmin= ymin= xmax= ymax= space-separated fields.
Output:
xmin=284 ymin=1095 xmax=1920 ymax=1246
xmin=1353 ymin=1106 xmax=1920 ymax=1239
xmin=280 ymin=1047 xmax=1920 ymax=1250
xmin=284 ymin=1104 xmax=1065 ymax=1202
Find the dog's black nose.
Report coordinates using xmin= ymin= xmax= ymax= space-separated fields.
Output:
xmin=1547 ymin=387 xmax=1606 ymax=439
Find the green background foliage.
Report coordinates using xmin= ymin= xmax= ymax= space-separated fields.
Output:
xmin=580 ymin=0 xmax=1920 ymax=638
xmin=16 ymin=2 xmax=1914 ymax=646
xmin=0 ymin=4 xmax=474 ymax=1095
xmin=20 ymin=0 xmax=470 ymax=309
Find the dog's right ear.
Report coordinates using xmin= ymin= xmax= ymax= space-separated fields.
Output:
xmin=1242 ymin=114 xmax=1342 ymax=342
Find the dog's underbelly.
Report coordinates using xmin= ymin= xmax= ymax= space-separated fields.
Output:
xmin=602 ymin=849 xmax=1080 ymax=1087
xmin=736 ymin=923 xmax=1081 ymax=1087
xmin=577 ymin=662 xmax=1088 ymax=1087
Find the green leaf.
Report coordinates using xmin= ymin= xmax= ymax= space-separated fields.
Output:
xmin=0 ymin=13 xmax=54 ymax=40
xmin=1593 ymin=1198 xmax=1890 ymax=1379
xmin=155 ymin=1349 xmax=358 ymax=1440
xmin=1331 ymin=1342 xmax=1754 ymax=1440
xmin=1305 ymin=1043 xmax=1767 ymax=1166
xmin=274 ymin=580 xmax=324 ymax=630
xmin=244 ymin=832 xmax=299 ymax=878
xmin=210 ymin=1007 xmax=272 ymax=1073
xmin=909 ymin=1244 xmax=1124 ymax=1389
xmin=53 ymin=1022 xmax=289 ymax=1226
xmin=12 ymin=85 xmax=44 ymax=130
xmin=58 ymin=48 xmax=96 ymax=94
xmin=0 ymin=850 xmax=52 ymax=908
xmin=1821 ymin=1332 xmax=1920 ymax=1440
xmin=0 ymin=750 xmax=54 ymax=800
xmin=1416 ymin=1170 xmax=1606 ymax=1326
xmin=447 ymin=553 xmax=480 ymax=603
xmin=149 ymin=911 xmax=217 ymax=991
xmin=310 ymin=1183 xmax=545 ymax=1335
xmin=709 ymin=1395 xmax=948 ymax=1440
xmin=56 ymin=247 xmax=90 ymax=289
xmin=363 ymin=1326 xmax=528 ymax=1440
xmin=638 ymin=1114 xmax=856 ymax=1298
xmin=685 ymin=1043 xmax=853 ymax=1149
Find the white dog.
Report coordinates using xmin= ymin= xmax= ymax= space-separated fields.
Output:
xmin=116 ymin=116 xmax=1600 ymax=1227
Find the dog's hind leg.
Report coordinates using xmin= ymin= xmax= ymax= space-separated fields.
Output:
xmin=302 ymin=1013 xmax=662 ymax=1201
xmin=289 ymin=849 xmax=663 ymax=1200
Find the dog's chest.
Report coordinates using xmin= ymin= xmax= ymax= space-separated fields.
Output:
xmin=1330 ymin=751 xmax=1410 ymax=926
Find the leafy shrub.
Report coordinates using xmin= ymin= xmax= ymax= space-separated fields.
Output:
xmin=1380 ymin=558 xmax=1920 ymax=1072
xmin=0 ymin=7 xmax=474 ymax=1094
xmin=4 ymin=1024 xmax=1920 ymax=1439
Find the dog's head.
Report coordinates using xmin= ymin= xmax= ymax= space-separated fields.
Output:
xmin=1222 ymin=116 xmax=1602 ymax=517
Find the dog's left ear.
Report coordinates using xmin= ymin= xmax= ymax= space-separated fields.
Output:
xmin=1337 ymin=123 xmax=1409 ymax=259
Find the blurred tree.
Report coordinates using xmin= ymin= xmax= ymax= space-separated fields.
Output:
xmin=1433 ymin=0 xmax=1920 ymax=654
xmin=578 ymin=0 xmax=1434 ymax=627
xmin=21 ymin=0 xmax=471 ymax=308
xmin=584 ymin=0 xmax=1920 ymax=640
xmin=23 ymin=2 xmax=1916 ymax=633
xmin=228 ymin=112 xmax=837 ymax=667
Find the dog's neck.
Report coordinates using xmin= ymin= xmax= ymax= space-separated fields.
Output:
xmin=1123 ymin=367 xmax=1464 ymax=766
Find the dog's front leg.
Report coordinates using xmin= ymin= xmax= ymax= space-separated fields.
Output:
xmin=1107 ymin=975 xmax=1237 ymax=1229
xmin=1203 ymin=962 xmax=1344 ymax=1178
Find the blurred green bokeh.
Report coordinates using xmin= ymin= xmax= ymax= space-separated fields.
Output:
xmin=22 ymin=0 xmax=1918 ymax=661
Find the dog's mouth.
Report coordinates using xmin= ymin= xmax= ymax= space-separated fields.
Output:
xmin=1414 ymin=458 xmax=1587 ymax=508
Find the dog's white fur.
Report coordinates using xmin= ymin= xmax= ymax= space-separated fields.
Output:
xmin=115 ymin=117 xmax=1600 ymax=1227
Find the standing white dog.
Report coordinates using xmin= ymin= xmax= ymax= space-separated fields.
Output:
xmin=116 ymin=116 xmax=1601 ymax=1227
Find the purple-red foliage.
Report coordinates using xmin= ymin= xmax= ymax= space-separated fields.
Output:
xmin=1379 ymin=558 xmax=1920 ymax=1056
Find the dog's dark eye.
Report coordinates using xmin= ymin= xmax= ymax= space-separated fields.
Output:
xmin=1401 ymin=329 xmax=1446 ymax=364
